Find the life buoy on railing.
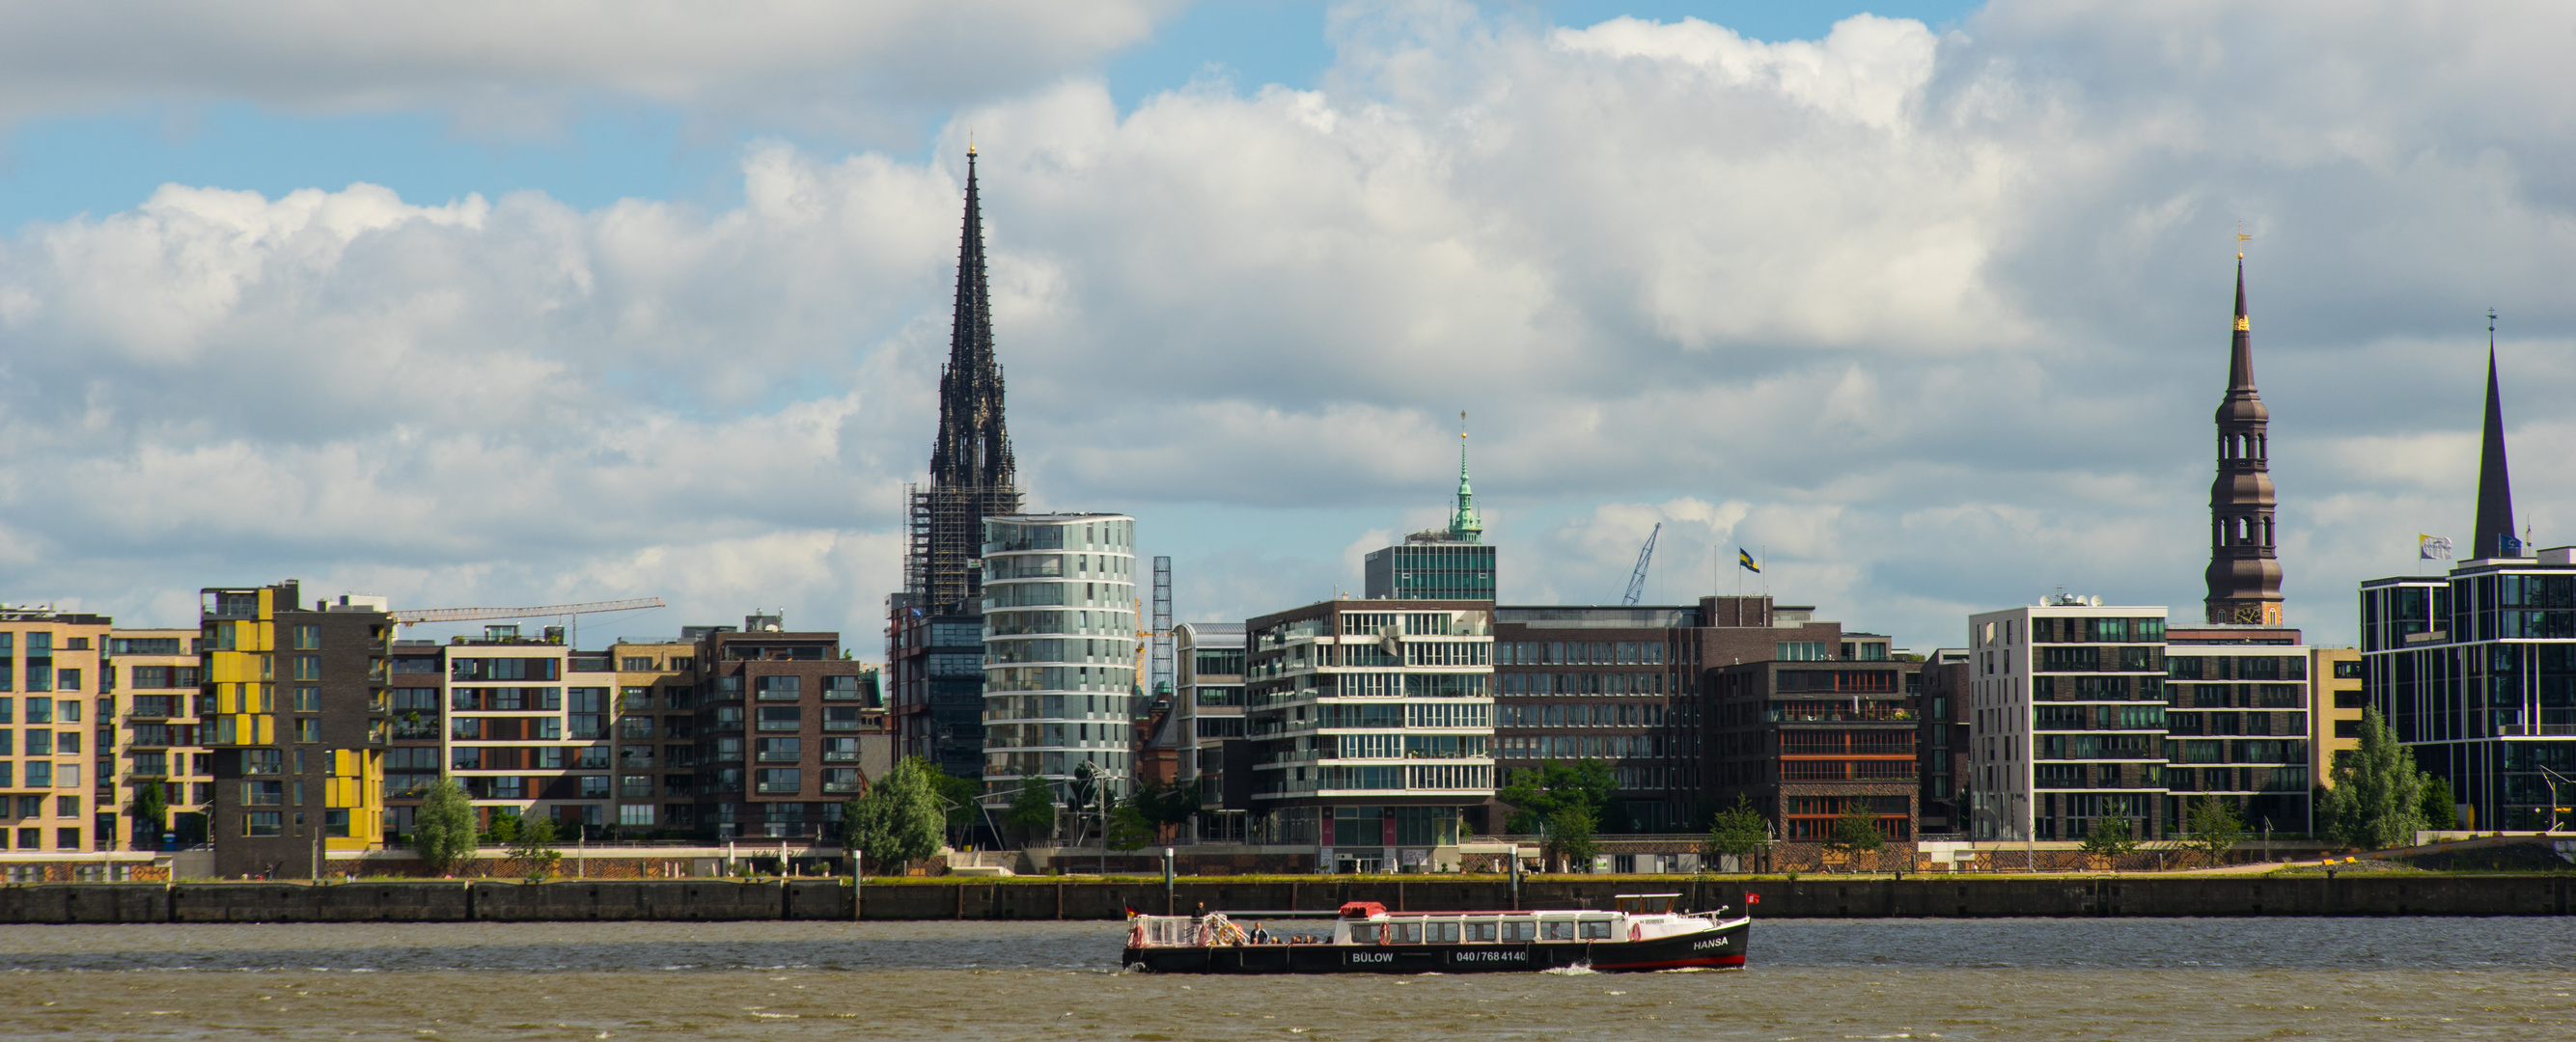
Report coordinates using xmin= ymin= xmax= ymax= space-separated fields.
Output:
xmin=1128 ymin=921 xmax=1145 ymax=948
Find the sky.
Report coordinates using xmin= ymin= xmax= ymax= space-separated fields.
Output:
xmin=1 ymin=0 xmax=2571 ymax=656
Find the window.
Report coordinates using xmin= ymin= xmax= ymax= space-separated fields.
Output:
xmin=578 ymin=775 xmax=611 ymax=799
xmin=244 ymin=749 xmax=284 ymax=775
xmin=1542 ymin=920 xmax=1575 ymax=942
xmin=25 ymin=730 xmax=49 ymax=755
xmin=756 ymin=768 xmax=802 ymax=794
xmin=27 ymin=699 xmax=51 ymax=723
xmin=2332 ymin=660 xmax=2364 ymax=679
xmin=295 ymin=719 xmax=320 ymax=743
xmin=755 ymin=675 xmax=802 ymax=699
xmin=622 ymin=657 xmax=657 ymax=672
xmin=620 ymin=804 xmax=656 ymax=826
xmin=758 ymin=737 xmax=801 ymax=761
xmin=244 ymin=812 xmax=282 ymax=836
xmin=294 ymin=687 xmax=320 ymax=712
xmin=243 ymin=781 xmax=284 ymax=805
xmin=758 ymin=706 xmax=801 ymax=730
xmin=1579 ymin=919 xmax=1613 ymax=940
xmin=56 ymin=795 xmax=79 ymax=816
xmin=1502 ymin=920 xmax=1537 ymax=942
xmin=57 ymin=730 xmax=79 ymax=754
xmin=291 ymin=625 xmax=320 ymax=650
xmin=1776 ymin=642 xmax=1827 ymax=662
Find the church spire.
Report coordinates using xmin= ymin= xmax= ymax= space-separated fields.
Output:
xmin=930 ymin=147 xmax=1014 ymax=490
xmin=2473 ymin=312 xmax=2519 ymax=559
xmin=2203 ymin=251 xmax=2284 ymax=625
xmin=1450 ymin=410 xmax=1482 ymax=543
xmin=908 ymin=148 xmax=1023 ymax=613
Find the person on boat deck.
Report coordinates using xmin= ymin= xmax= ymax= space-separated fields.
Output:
xmin=1251 ymin=922 xmax=1273 ymax=944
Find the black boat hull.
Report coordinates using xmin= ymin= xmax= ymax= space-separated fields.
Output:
xmin=1122 ymin=919 xmax=1749 ymax=974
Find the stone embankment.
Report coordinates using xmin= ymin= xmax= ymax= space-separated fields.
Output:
xmin=0 ymin=874 xmax=2568 ymax=924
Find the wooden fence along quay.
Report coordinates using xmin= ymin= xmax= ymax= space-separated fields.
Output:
xmin=0 ymin=874 xmax=2569 ymax=923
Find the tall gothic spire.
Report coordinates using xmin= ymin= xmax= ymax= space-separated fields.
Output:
xmin=2473 ymin=313 xmax=2518 ymax=559
xmin=2204 ymin=255 xmax=2284 ymax=625
xmin=930 ymin=147 xmax=1014 ymax=490
xmin=907 ymin=148 xmax=1023 ymax=613
xmin=1450 ymin=411 xmax=1482 ymax=543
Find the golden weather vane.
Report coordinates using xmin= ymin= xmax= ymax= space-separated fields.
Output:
xmin=2235 ymin=222 xmax=2252 ymax=260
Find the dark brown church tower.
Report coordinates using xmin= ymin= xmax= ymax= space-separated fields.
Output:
xmin=2204 ymin=256 xmax=2285 ymax=625
xmin=905 ymin=147 xmax=1023 ymax=614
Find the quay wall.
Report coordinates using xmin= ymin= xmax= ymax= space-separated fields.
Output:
xmin=0 ymin=875 xmax=2569 ymax=924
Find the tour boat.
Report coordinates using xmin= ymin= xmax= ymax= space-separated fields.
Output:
xmin=1122 ymin=893 xmax=1750 ymax=974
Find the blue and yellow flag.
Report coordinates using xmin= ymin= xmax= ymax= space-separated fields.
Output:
xmin=1737 ymin=548 xmax=1760 ymax=573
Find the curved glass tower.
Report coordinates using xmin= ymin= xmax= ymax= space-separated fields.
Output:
xmin=980 ymin=513 xmax=1140 ymax=801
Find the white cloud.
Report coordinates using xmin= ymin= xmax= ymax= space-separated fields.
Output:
xmin=4 ymin=0 xmax=2575 ymax=653
xmin=0 ymin=0 xmax=1185 ymax=136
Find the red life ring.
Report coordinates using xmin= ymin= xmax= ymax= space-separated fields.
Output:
xmin=1629 ymin=923 xmax=1642 ymax=942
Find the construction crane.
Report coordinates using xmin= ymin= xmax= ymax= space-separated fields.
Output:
xmin=391 ymin=597 xmax=666 ymax=647
xmin=1620 ymin=523 xmax=1661 ymax=606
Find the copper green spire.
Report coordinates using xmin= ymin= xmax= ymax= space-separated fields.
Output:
xmin=1450 ymin=410 xmax=1482 ymax=543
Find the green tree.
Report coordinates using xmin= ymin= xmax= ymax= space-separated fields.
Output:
xmin=921 ymin=764 xmax=985 ymax=841
xmin=2182 ymin=794 xmax=2246 ymax=866
xmin=2318 ymin=707 xmax=2428 ymax=849
xmin=1004 ymin=775 xmax=1058 ymax=841
xmin=1703 ymin=794 xmax=1768 ymax=868
xmin=844 ymin=757 xmax=945 ymax=874
xmin=2419 ymin=776 xmax=2458 ymax=831
xmin=131 ymin=780 xmax=169 ymax=847
xmin=2080 ymin=815 xmax=2140 ymax=858
xmin=486 ymin=809 xmax=521 ymax=844
xmin=1543 ymin=807 xmax=1600 ymax=872
xmin=1823 ymin=803 xmax=1886 ymax=856
xmin=1105 ymin=800 xmax=1155 ymax=851
xmin=414 ymin=777 xmax=478 ymax=876
xmin=508 ymin=814 xmax=562 ymax=880
xmin=1497 ymin=759 xmax=1617 ymax=833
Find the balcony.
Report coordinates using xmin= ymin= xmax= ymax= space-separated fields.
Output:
xmin=757 ymin=689 xmax=801 ymax=700
xmin=823 ymin=720 xmax=861 ymax=732
xmin=821 ymin=751 xmax=858 ymax=762
xmin=757 ymin=721 xmax=799 ymax=731
xmin=822 ymin=781 xmax=862 ymax=794
xmin=756 ymin=782 xmax=802 ymax=794
xmin=757 ymin=751 xmax=800 ymax=762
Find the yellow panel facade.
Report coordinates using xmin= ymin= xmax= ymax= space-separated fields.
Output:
xmin=2311 ymin=647 xmax=2365 ymax=786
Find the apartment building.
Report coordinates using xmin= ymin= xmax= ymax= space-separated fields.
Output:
xmin=2164 ymin=623 xmax=2314 ymax=834
xmin=0 ymin=610 xmax=112 ymax=857
xmin=1242 ymin=598 xmax=1494 ymax=872
xmin=110 ymin=628 xmax=208 ymax=848
xmin=1175 ymin=622 xmax=1247 ymax=838
xmin=1967 ymin=600 xmax=2172 ymax=843
xmin=199 ymin=583 xmax=392 ymax=878
xmin=610 ymin=639 xmax=704 ymax=833
xmin=979 ymin=513 xmax=1143 ymax=801
xmin=699 ymin=619 xmax=881 ymax=839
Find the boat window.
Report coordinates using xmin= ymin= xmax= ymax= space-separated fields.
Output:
xmin=1580 ymin=919 xmax=1614 ymax=940
xmin=1467 ymin=921 xmax=1499 ymax=943
xmin=1392 ymin=921 xmax=1423 ymax=945
xmin=1427 ymin=921 xmax=1460 ymax=944
xmin=1502 ymin=920 xmax=1537 ymax=942
xmin=1542 ymin=920 xmax=1576 ymax=942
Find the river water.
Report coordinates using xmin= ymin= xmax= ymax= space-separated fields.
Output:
xmin=2 ymin=919 xmax=2569 ymax=1039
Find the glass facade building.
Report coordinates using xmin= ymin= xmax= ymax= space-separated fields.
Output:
xmin=2361 ymin=552 xmax=2576 ymax=831
xmin=1363 ymin=541 xmax=1498 ymax=600
xmin=979 ymin=513 xmax=1141 ymax=801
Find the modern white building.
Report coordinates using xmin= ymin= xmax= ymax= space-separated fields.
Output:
xmin=1966 ymin=599 xmax=2172 ymax=843
xmin=1243 ymin=598 xmax=1495 ymax=873
xmin=979 ymin=513 xmax=1141 ymax=801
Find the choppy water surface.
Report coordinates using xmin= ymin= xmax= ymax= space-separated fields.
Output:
xmin=2 ymin=919 xmax=2570 ymax=1039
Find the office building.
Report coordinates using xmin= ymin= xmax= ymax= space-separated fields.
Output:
xmin=1361 ymin=431 xmax=1494 ymax=600
xmin=2360 ymin=339 xmax=2575 ymax=830
xmin=1966 ymin=601 xmax=2171 ymax=842
xmin=1243 ymin=598 xmax=1495 ymax=871
xmin=1916 ymin=648 xmax=1970 ymax=834
xmin=198 ymin=583 xmax=391 ymax=878
xmin=1491 ymin=605 xmax=1703 ymax=833
xmin=1707 ymin=631 xmax=1923 ymax=842
xmin=980 ymin=513 xmax=1142 ymax=801
xmin=2311 ymin=647 xmax=2365 ymax=786
xmin=697 ymin=618 xmax=877 ymax=839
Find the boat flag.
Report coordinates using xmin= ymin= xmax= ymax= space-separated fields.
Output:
xmin=2419 ymin=535 xmax=2452 ymax=561
xmin=1737 ymin=548 xmax=1760 ymax=573
xmin=1123 ymin=904 xmax=1140 ymax=919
